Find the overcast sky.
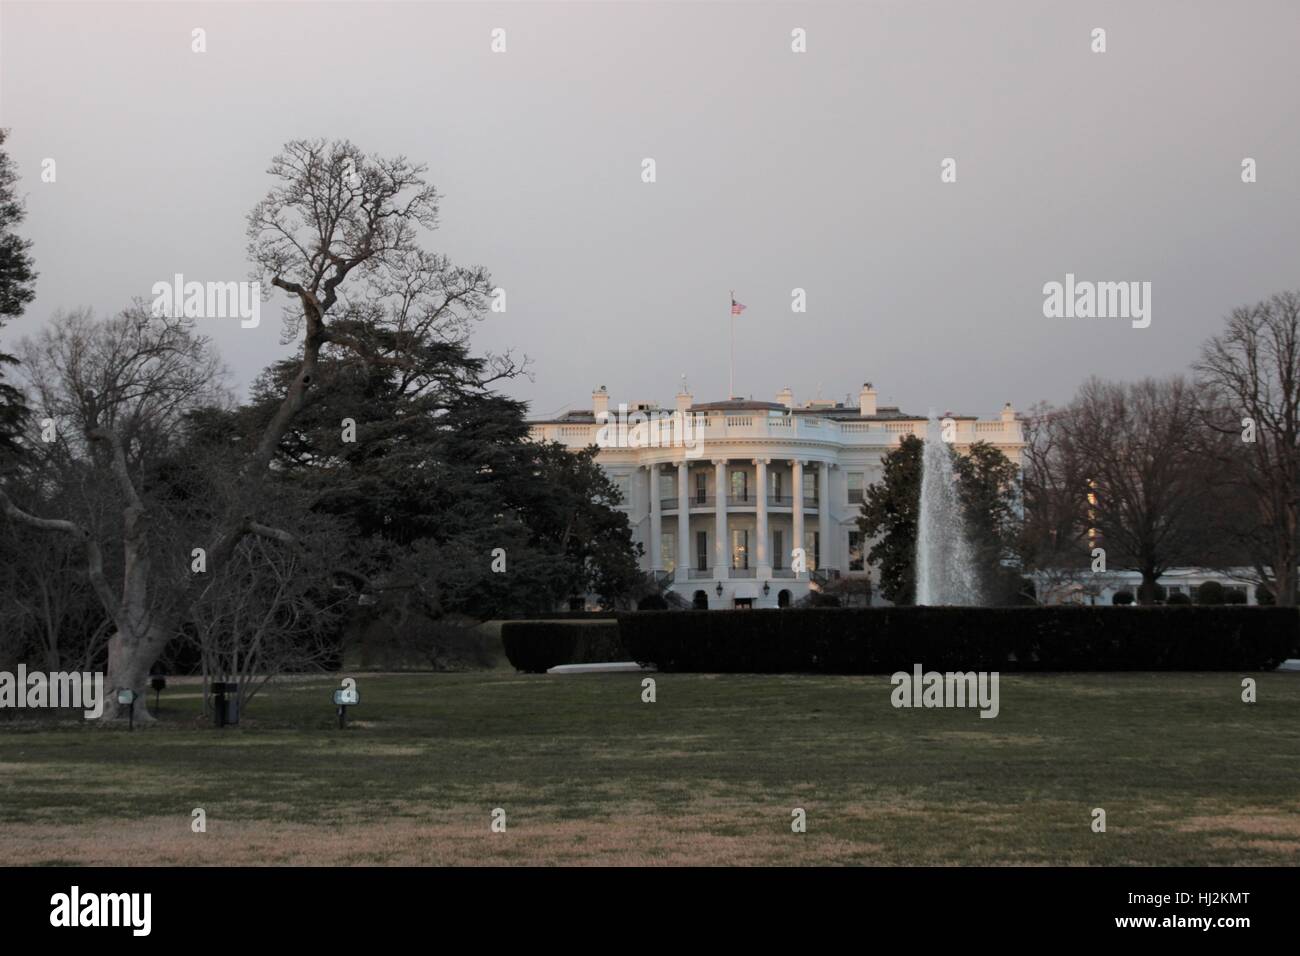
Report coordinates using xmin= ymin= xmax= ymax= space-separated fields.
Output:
xmin=2 ymin=0 xmax=1298 ymax=420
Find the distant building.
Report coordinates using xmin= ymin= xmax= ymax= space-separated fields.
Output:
xmin=1033 ymin=568 xmax=1264 ymax=605
xmin=528 ymin=382 xmax=1025 ymax=609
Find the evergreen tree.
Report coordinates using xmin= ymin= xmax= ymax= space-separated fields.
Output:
xmin=858 ymin=435 xmax=922 ymax=604
xmin=0 ymin=129 xmax=37 ymax=458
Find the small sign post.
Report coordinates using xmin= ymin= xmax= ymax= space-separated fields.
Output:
xmin=118 ymin=689 xmax=138 ymax=731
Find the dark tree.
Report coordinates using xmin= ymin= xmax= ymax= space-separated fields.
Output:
xmin=859 ymin=435 xmax=922 ymax=604
xmin=953 ymin=440 xmax=1023 ymax=604
xmin=0 ymin=129 xmax=36 ymax=458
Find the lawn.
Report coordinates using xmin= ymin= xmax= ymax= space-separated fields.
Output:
xmin=1 ymin=671 xmax=1297 ymax=865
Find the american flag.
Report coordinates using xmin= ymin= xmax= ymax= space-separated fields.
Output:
xmin=730 ymin=296 xmax=746 ymax=316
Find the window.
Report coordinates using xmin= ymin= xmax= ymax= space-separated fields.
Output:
xmin=771 ymin=472 xmax=783 ymax=501
xmin=615 ymin=475 xmax=631 ymax=502
xmin=803 ymin=531 xmax=820 ymax=570
xmin=848 ymin=531 xmax=864 ymax=571
xmin=695 ymin=472 xmax=708 ymax=503
xmin=772 ymin=530 xmax=784 ymax=569
xmin=696 ymin=531 xmax=709 ymax=571
xmin=847 ymin=472 xmax=865 ymax=504
xmin=731 ymin=528 xmax=750 ymax=569
xmin=659 ymin=472 xmax=675 ymax=501
xmin=803 ymin=471 xmax=817 ymax=502
xmin=731 ymin=470 xmax=748 ymax=502
xmin=661 ymin=531 xmax=675 ymax=573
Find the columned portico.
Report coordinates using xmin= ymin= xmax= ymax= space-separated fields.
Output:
xmin=676 ymin=459 xmax=690 ymax=580
xmin=754 ymin=457 xmax=770 ymax=577
xmin=791 ymin=459 xmax=805 ymax=579
xmin=819 ymin=461 xmax=833 ymax=575
xmin=648 ymin=462 xmax=662 ymax=570
xmin=713 ymin=459 xmax=728 ymax=579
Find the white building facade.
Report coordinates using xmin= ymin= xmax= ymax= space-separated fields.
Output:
xmin=528 ymin=383 xmax=1026 ymax=609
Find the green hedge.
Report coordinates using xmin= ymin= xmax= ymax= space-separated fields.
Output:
xmin=500 ymin=620 xmax=626 ymax=673
xmin=615 ymin=607 xmax=1298 ymax=673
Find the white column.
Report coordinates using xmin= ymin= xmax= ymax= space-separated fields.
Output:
xmin=648 ymin=463 xmax=662 ymax=570
xmin=677 ymin=460 xmax=690 ymax=581
xmin=791 ymin=459 xmax=805 ymax=578
xmin=819 ymin=461 xmax=833 ymax=572
xmin=754 ymin=457 xmax=770 ymax=575
xmin=714 ymin=458 xmax=728 ymax=579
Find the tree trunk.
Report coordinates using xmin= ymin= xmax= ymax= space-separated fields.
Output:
xmin=1138 ymin=568 xmax=1160 ymax=605
xmin=103 ymin=623 xmax=170 ymax=724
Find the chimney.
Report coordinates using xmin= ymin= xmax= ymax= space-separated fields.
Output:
xmin=592 ymin=385 xmax=610 ymax=419
xmin=858 ymin=382 xmax=877 ymax=417
xmin=676 ymin=384 xmax=693 ymax=414
xmin=1001 ymin=401 xmax=1016 ymax=423
xmin=776 ymin=386 xmax=794 ymax=408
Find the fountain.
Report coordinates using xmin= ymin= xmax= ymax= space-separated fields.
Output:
xmin=915 ymin=416 xmax=983 ymax=605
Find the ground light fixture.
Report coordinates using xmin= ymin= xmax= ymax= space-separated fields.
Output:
xmin=333 ymin=682 xmax=359 ymax=728
xmin=117 ymin=689 xmax=138 ymax=731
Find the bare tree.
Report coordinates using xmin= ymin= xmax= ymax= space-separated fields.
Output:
xmin=1195 ymin=291 xmax=1300 ymax=605
xmin=1054 ymin=377 xmax=1211 ymax=604
xmin=1018 ymin=402 xmax=1094 ymax=602
xmin=192 ymin=532 xmax=349 ymax=716
xmin=0 ymin=139 xmax=495 ymax=720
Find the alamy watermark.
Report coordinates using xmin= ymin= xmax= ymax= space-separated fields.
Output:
xmin=595 ymin=404 xmax=704 ymax=458
xmin=151 ymin=273 xmax=260 ymax=328
xmin=0 ymin=666 xmax=104 ymax=719
xmin=890 ymin=664 xmax=1000 ymax=718
xmin=50 ymin=886 xmax=151 ymax=936
xmin=1042 ymin=273 xmax=1151 ymax=329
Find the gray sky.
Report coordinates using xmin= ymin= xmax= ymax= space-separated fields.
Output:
xmin=2 ymin=0 xmax=1298 ymax=419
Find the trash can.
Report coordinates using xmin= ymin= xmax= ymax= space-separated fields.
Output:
xmin=210 ymin=682 xmax=239 ymax=727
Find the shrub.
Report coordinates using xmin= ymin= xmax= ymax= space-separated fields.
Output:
xmin=1166 ymin=592 xmax=1192 ymax=605
xmin=1112 ymin=591 xmax=1134 ymax=605
xmin=1196 ymin=581 xmax=1226 ymax=605
xmin=637 ymin=593 xmax=670 ymax=610
xmin=616 ymin=606 xmax=1297 ymax=673
xmin=500 ymin=620 xmax=625 ymax=673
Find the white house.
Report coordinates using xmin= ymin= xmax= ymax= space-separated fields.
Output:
xmin=528 ymin=382 xmax=1026 ymax=609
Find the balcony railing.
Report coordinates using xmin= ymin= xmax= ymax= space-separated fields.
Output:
xmin=661 ymin=498 xmax=679 ymax=511
xmin=771 ymin=568 xmax=796 ymax=578
xmin=688 ymin=567 xmax=713 ymax=579
xmin=730 ymin=567 xmax=756 ymax=579
xmin=767 ymin=494 xmax=794 ymax=507
xmin=529 ymin=414 xmax=1022 ymax=448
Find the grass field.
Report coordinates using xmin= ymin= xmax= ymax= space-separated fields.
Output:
xmin=1 ymin=671 xmax=1297 ymax=865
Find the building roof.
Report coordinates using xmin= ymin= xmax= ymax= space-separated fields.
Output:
xmin=688 ymin=399 xmax=787 ymax=413
xmin=526 ymin=389 xmax=1001 ymax=425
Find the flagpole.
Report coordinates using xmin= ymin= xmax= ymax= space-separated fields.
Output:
xmin=729 ymin=290 xmax=735 ymax=398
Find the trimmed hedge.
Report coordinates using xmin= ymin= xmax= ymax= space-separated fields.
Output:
xmin=500 ymin=620 xmax=626 ymax=673
xmin=616 ymin=607 xmax=1298 ymax=673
